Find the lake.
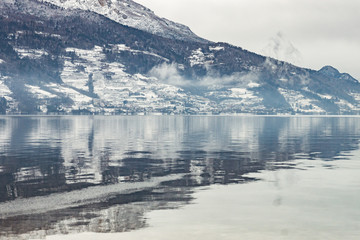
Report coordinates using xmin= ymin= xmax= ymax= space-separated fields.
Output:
xmin=0 ymin=116 xmax=359 ymax=239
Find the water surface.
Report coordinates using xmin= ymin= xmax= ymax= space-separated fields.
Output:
xmin=0 ymin=116 xmax=359 ymax=239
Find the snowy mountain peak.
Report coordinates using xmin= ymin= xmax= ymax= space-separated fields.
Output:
xmin=40 ymin=0 xmax=208 ymax=43
xmin=319 ymin=66 xmax=358 ymax=83
xmin=319 ymin=65 xmax=340 ymax=77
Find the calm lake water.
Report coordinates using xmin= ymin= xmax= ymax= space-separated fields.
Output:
xmin=0 ymin=116 xmax=359 ymax=240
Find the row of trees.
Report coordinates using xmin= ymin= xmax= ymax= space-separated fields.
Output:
xmin=0 ymin=97 xmax=6 ymax=114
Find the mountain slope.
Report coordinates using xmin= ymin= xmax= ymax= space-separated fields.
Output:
xmin=41 ymin=0 xmax=208 ymax=43
xmin=0 ymin=0 xmax=360 ymax=115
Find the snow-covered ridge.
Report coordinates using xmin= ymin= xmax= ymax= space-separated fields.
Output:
xmin=40 ymin=0 xmax=207 ymax=43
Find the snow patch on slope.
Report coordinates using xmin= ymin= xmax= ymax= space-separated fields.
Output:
xmin=63 ymin=46 xmax=105 ymax=91
xmin=205 ymin=87 xmax=265 ymax=113
xmin=25 ymin=84 xmax=58 ymax=99
xmin=209 ymin=46 xmax=224 ymax=51
xmin=0 ymin=77 xmax=18 ymax=112
xmin=14 ymin=48 xmax=48 ymax=59
xmin=34 ymin=31 xmax=62 ymax=39
xmin=111 ymin=44 xmax=169 ymax=61
xmin=47 ymin=83 xmax=93 ymax=110
xmin=279 ymin=88 xmax=325 ymax=113
xmin=0 ymin=78 xmax=12 ymax=99
xmin=189 ymin=48 xmax=214 ymax=67
xmin=229 ymin=88 xmax=256 ymax=99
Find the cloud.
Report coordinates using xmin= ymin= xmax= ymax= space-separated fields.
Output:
xmin=262 ymin=32 xmax=303 ymax=66
xmin=200 ymin=71 xmax=260 ymax=89
xmin=149 ymin=63 xmax=192 ymax=86
xmin=149 ymin=63 xmax=261 ymax=89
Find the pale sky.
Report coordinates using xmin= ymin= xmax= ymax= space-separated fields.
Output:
xmin=134 ymin=0 xmax=360 ymax=79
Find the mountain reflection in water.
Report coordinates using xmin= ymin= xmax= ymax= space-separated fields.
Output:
xmin=0 ymin=116 xmax=359 ymax=239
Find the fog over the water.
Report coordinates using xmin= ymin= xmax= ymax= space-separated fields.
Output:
xmin=134 ymin=0 xmax=360 ymax=80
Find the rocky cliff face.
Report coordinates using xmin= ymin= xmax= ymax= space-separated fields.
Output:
xmin=0 ymin=0 xmax=359 ymax=114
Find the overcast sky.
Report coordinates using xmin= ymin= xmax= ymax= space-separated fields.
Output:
xmin=134 ymin=0 xmax=360 ymax=79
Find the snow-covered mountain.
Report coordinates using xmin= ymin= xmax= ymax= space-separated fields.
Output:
xmin=1 ymin=0 xmax=360 ymax=115
xmin=41 ymin=0 xmax=208 ymax=43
